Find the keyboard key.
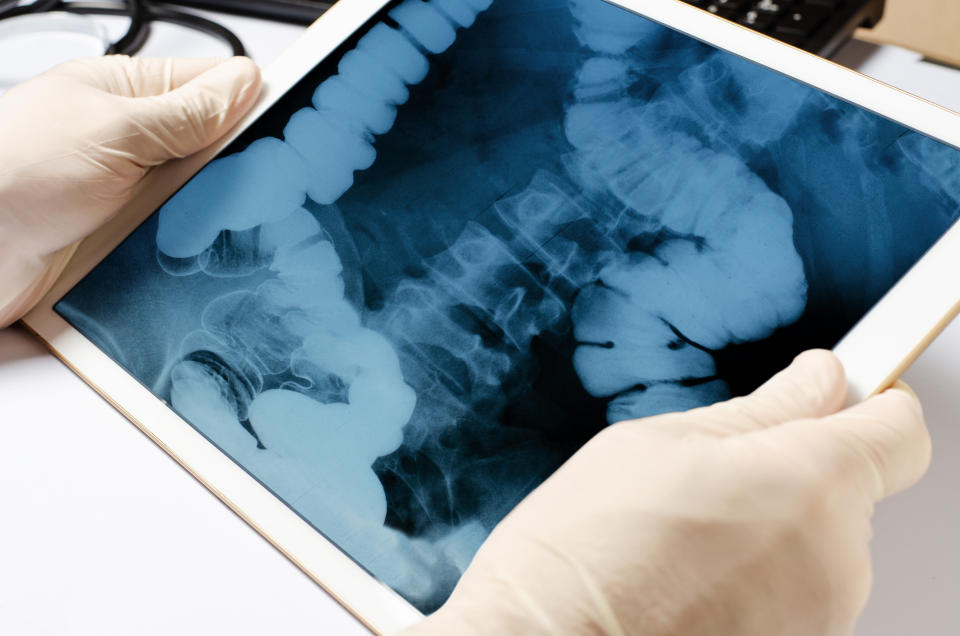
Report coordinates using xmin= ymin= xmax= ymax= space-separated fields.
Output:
xmin=704 ymin=3 xmax=741 ymax=18
xmin=776 ymin=6 xmax=830 ymax=36
xmin=739 ymin=9 xmax=777 ymax=31
xmin=754 ymin=0 xmax=789 ymax=15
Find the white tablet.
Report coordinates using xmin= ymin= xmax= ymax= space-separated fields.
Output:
xmin=22 ymin=0 xmax=960 ymax=632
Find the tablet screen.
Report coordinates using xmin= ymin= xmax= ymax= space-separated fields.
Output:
xmin=56 ymin=0 xmax=960 ymax=612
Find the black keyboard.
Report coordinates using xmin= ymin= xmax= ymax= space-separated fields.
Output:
xmin=681 ymin=0 xmax=885 ymax=56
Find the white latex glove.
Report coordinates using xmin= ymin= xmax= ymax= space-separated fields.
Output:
xmin=406 ymin=350 xmax=930 ymax=636
xmin=0 ymin=55 xmax=261 ymax=327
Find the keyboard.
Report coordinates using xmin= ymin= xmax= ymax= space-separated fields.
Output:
xmin=681 ymin=0 xmax=885 ymax=56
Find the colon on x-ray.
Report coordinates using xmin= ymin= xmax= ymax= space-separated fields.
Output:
xmin=56 ymin=0 xmax=960 ymax=613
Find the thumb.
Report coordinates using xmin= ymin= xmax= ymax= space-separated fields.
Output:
xmin=821 ymin=383 xmax=930 ymax=500
xmin=123 ymin=56 xmax=261 ymax=165
xmin=760 ymin=383 xmax=930 ymax=502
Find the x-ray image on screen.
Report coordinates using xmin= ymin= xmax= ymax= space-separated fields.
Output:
xmin=57 ymin=0 xmax=960 ymax=612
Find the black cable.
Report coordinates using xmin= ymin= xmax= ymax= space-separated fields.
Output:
xmin=62 ymin=0 xmax=245 ymax=55
xmin=0 ymin=0 xmax=60 ymax=18
xmin=1 ymin=0 xmax=245 ymax=56
xmin=149 ymin=3 xmax=245 ymax=56
xmin=107 ymin=0 xmax=148 ymax=54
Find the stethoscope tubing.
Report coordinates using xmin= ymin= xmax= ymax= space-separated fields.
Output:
xmin=0 ymin=0 xmax=245 ymax=56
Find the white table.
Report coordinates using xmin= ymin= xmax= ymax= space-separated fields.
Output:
xmin=0 ymin=10 xmax=957 ymax=635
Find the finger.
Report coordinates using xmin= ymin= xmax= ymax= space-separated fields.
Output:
xmin=53 ymin=56 xmax=227 ymax=96
xmin=122 ymin=57 xmax=261 ymax=165
xmin=676 ymin=349 xmax=847 ymax=435
xmin=762 ymin=384 xmax=930 ymax=501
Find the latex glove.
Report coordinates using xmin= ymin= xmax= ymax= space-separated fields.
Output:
xmin=406 ymin=350 xmax=930 ymax=636
xmin=0 ymin=56 xmax=261 ymax=327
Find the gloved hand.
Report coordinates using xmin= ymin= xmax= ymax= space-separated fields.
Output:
xmin=406 ymin=350 xmax=930 ymax=636
xmin=0 ymin=55 xmax=261 ymax=327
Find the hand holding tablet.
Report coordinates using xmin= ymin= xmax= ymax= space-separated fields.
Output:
xmin=0 ymin=55 xmax=261 ymax=327
xmin=407 ymin=350 xmax=929 ymax=636
xmin=12 ymin=0 xmax=960 ymax=632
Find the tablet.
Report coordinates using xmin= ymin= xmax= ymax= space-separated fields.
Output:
xmin=22 ymin=0 xmax=960 ymax=632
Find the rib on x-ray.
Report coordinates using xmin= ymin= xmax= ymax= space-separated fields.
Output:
xmin=57 ymin=0 xmax=960 ymax=612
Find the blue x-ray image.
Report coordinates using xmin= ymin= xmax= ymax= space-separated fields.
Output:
xmin=57 ymin=0 xmax=960 ymax=612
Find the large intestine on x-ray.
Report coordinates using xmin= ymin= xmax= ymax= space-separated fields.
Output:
xmin=158 ymin=0 xmax=806 ymax=607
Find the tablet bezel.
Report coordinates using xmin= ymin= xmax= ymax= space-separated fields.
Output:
xmin=21 ymin=0 xmax=960 ymax=632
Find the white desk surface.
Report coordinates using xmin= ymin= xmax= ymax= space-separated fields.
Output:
xmin=0 ymin=10 xmax=958 ymax=636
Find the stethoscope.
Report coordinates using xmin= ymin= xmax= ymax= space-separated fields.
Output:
xmin=0 ymin=0 xmax=245 ymax=56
